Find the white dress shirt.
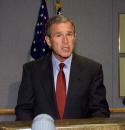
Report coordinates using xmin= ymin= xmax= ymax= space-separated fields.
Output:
xmin=52 ymin=53 xmax=72 ymax=93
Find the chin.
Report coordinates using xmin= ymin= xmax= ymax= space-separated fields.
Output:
xmin=62 ymin=54 xmax=71 ymax=59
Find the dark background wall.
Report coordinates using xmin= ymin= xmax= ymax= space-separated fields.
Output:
xmin=0 ymin=0 xmax=125 ymax=121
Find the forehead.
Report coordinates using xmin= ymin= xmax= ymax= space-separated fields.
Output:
xmin=50 ymin=21 xmax=74 ymax=31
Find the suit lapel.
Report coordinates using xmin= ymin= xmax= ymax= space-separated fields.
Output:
xmin=39 ymin=56 xmax=59 ymax=117
xmin=64 ymin=54 xmax=84 ymax=116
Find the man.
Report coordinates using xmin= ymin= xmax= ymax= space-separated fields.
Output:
xmin=15 ymin=15 xmax=110 ymax=120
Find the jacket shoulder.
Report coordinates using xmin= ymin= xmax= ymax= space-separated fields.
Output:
xmin=73 ymin=53 xmax=101 ymax=67
xmin=23 ymin=55 xmax=51 ymax=69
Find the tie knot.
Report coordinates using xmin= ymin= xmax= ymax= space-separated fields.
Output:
xmin=59 ymin=63 xmax=65 ymax=70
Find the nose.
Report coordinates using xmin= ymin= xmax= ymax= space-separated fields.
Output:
xmin=63 ymin=35 xmax=68 ymax=44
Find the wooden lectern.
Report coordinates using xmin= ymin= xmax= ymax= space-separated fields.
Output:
xmin=0 ymin=118 xmax=125 ymax=130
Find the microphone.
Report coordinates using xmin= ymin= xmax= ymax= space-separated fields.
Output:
xmin=122 ymin=98 xmax=125 ymax=105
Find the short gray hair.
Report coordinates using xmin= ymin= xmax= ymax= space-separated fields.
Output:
xmin=45 ymin=15 xmax=76 ymax=37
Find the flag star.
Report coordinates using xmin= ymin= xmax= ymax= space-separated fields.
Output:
xmin=44 ymin=16 xmax=46 ymax=20
xmin=33 ymin=40 xmax=36 ymax=44
xmin=41 ymin=5 xmax=44 ymax=9
xmin=37 ymin=31 xmax=39 ymax=34
xmin=42 ymin=48 xmax=45 ymax=52
xmin=40 ymin=22 xmax=43 ymax=25
xmin=37 ymin=23 xmax=39 ymax=26
xmin=40 ymin=13 xmax=43 ymax=17
xmin=33 ymin=48 xmax=37 ymax=52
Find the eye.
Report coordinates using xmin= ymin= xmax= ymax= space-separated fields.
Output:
xmin=67 ymin=32 xmax=74 ymax=36
xmin=56 ymin=33 xmax=62 ymax=37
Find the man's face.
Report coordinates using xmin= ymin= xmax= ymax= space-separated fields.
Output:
xmin=46 ymin=21 xmax=76 ymax=62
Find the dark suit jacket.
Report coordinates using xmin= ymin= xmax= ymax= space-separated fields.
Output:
xmin=15 ymin=53 xmax=110 ymax=120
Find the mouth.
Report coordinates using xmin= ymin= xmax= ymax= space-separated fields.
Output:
xmin=62 ymin=47 xmax=70 ymax=52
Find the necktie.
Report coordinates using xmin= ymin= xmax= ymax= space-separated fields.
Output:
xmin=56 ymin=63 xmax=66 ymax=119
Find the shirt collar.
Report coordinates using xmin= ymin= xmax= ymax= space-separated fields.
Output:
xmin=52 ymin=53 xmax=72 ymax=70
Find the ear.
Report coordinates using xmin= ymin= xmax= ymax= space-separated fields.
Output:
xmin=45 ymin=36 xmax=51 ymax=47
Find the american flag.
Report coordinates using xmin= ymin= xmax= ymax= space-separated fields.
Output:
xmin=30 ymin=0 xmax=50 ymax=60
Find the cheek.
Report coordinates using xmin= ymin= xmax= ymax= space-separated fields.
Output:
xmin=52 ymin=43 xmax=60 ymax=51
xmin=51 ymin=39 xmax=62 ymax=48
xmin=70 ymin=40 xmax=75 ymax=47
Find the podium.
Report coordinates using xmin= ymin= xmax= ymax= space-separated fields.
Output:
xmin=0 ymin=118 xmax=125 ymax=130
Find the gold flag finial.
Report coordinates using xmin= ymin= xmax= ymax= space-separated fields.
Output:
xmin=55 ymin=0 xmax=62 ymax=15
